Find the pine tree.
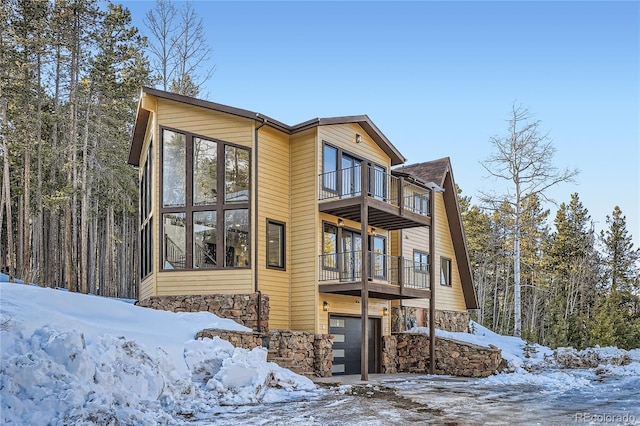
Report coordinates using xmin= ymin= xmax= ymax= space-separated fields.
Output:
xmin=543 ymin=193 xmax=599 ymax=349
xmin=591 ymin=206 xmax=640 ymax=349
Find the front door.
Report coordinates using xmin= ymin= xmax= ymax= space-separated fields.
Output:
xmin=330 ymin=315 xmax=379 ymax=375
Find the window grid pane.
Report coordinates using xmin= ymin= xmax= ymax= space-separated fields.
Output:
xmin=193 ymin=138 xmax=217 ymax=206
xmin=225 ymin=210 xmax=249 ymax=267
xmin=225 ymin=145 xmax=249 ymax=203
xmin=162 ymin=130 xmax=186 ymax=208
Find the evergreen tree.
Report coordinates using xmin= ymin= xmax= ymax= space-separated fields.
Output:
xmin=591 ymin=206 xmax=640 ymax=349
xmin=543 ymin=193 xmax=599 ymax=349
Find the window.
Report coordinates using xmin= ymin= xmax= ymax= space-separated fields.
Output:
xmin=441 ymin=257 xmax=452 ymax=286
xmin=140 ymin=142 xmax=153 ymax=279
xmin=323 ymin=223 xmax=338 ymax=270
xmin=322 ymin=143 xmax=385 ymax=199
xmin=414 ymin=250 xmax=429 ymax=274
xmin=370 ymin=235 xmax=386 ymax=279
xmin=370 ymin=165 xmax=386 ymax=200
xmin=413 ymin=193 xmax=429 ymax=215
xmin=267 ymin=220 xmax=285 ymax=269
xmin=323 ymin=145 xmax=338 ymax=192
xmin=161 ymin=127 xmax=250 ymax=270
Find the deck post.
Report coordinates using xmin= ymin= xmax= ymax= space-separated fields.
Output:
xmin=429 ymin=185 xmax=437 ymax=375
xmin=361 ymin=164 xmax=369 ymax=381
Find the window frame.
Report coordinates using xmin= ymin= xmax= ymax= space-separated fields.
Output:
xmin=321 ymin=141 xmax=388 ymax=200
xmin=440 ymin=256 xmax=452 ymax=286
xmin=266 ymin=219 xmax=286 ymax=270
xmin=413 ymin=250 xmax=429 ymax=274
xmin=159 ymin=126 xmax=251 ymax=271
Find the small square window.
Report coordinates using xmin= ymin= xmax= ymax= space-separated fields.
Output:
xmin=267 ymin=220 xmax=285 ymax=269
xmin=441 ymin=257 xmax=452 ymax=286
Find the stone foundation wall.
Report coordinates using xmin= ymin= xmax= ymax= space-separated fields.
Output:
xmin=136 ymin=293 xmax=269 ymax=331
xmin=381 ymin=333 xmax=502 ymax=377
xmin=392 ymin=307 xmax=470 ymax=333
xmin=196 ymin=328 xmax=334 ymax=377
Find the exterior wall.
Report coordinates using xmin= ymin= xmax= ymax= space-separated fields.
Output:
xmin=255 ymin=126 xmax=291 ymax=330
xmin=151 ymin=97 xmax=255 ymax=296
xmin=289 ymin=128 xmax=319 ymax=332
xmin=318 ymin=123 xmax=390 ymax=171
xmin=432 ymin=191 xmax=466 ymax=311
xmin=394 ymin=192 xmax=467 ymax=313
xmin=137 ymin=292 xmax=269 ymax=331
xmin=139 ymin=104 xmax=157 ymax=300
xmin=319 ymin=293 xmax=391 ymax=336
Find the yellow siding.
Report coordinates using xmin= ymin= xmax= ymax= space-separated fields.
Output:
xmin=157 ymin=98 xmax=253 ymax=147
xmin=256 ymin=126 xmax=291 ymax=330
xmin=399 ymin=194 xmax=466 ymax=312
xmin=318 ymin=123 xmax=390 ymax=169
xmin=318 ymin=295 xmax=391 ymax=336
xmin=139 ymin=107 xmax=158 ymax=300
xmin=155 ymin=269 xmax=253 ymax=295
xmin=289 ymin=129 xmax=319 ymax=332
xmin=432 ymin=192 xmax=466 ymax=311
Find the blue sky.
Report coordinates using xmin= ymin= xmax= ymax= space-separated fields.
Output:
xmin=119 ymin=1 xmax=640 ymax=247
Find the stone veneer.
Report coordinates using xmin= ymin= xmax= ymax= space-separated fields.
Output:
xmin=381 ymin=333 xmax=502 ymax=378
xmin=392 ymin=307 xmax=471 ymax=333
xmin=196 ymin=329 xmax=334 ymax=377
xmin=136 ymin=293 xmax=269 ymax=331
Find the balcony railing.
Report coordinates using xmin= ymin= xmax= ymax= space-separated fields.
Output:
xmin=318 ymin=250 xmax=430 ymax=290
xmin=319 ymin=165 xmax=430 ymax=216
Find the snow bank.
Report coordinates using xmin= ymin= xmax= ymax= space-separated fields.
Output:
xmin=0 ymin=283 xmax=318 ymax=425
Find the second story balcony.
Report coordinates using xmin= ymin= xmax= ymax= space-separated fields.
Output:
xmin=318 ymin=165 xmax=431 ymax=230
xmin=318 ymin=250 xmax=431 ymax=299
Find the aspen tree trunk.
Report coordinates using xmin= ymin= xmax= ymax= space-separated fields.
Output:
xmin=1 ymin=99 xmax=14 ymax=280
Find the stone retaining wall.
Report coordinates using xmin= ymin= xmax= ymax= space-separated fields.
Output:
xmin=136 ymin=293 xmax=269 ymax=331
xmin=391 ymin=307 xmax=471 ymax=333
xmin=196 ymin=328 xmax=334 ymax=377
xmin=381 ymin=332 xmax=502 ymax=377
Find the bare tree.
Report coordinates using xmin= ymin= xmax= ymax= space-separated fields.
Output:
xmin=480 ymin=103 xmax=578 ymax=337
xmin=144 ymin=0 xmax=178 ymax=91
xmin=145 ymin=0 xmax=215 ymax=97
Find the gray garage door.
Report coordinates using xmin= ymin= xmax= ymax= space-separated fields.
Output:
xmin=329 ymin=315 xmax=379 ymax=375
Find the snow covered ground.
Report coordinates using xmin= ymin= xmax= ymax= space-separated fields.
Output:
xmin=1 ymin=279 xmax=639 ymax=425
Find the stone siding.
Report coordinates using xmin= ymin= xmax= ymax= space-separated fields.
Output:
xmin=136 ymin=293 xmax=269 ymax=331
xmin=381 ymin=332 xmax=502 ymax=377
xmin=197 ymin=328 xmax=334 ymax=378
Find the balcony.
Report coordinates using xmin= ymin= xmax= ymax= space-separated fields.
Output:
xmin=318 ymin=251 xmax=431 ymax=300
xmin=318 ymin=165 xmax=431 ymax=230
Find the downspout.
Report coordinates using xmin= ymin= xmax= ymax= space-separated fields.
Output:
xmin=255 ymin=115 xmax=267 ymax=333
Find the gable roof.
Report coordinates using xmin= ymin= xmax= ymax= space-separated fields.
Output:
xmin=128 ymin=87 xmax=405 ymax=166
xmin=394 ymin=158 xmax=478 ymax=310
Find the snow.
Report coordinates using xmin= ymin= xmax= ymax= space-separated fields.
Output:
xmin=0 ymin=282 xmax=317 ymax=425
xmin=2 ymin=281 xmax=639 ymax=424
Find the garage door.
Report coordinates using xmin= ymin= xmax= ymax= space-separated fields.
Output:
xmin=330 ymin=315 xmax=379 ymax=375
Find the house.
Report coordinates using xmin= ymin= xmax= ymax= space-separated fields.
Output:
xmin=127 ymin=87 xmax=478 ymax=379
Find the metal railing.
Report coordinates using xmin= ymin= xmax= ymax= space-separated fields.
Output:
xmin=318 ymin=250 xmax=430 ymax=290
xmin=164 ymin=235 xmax=186 ymax=269
xmin=318 ymin=165 xmax=430 ymax=216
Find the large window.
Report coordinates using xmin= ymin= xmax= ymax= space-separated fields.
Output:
xmin=441 ymin=257 xmax=452 ymax=286
xmin=140 ymin=143 xmax=153 ymax=279
xmin=161 ymin=128 xmax=250 ymax=270
xmin=266 ymin=219 xmax=285 ymax=269
xmin=322 ymin=143 xmax=386 ymax=200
